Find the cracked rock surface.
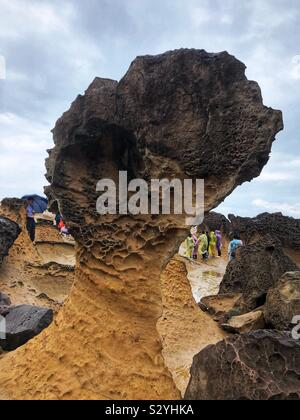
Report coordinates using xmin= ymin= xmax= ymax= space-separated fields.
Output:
xmin=185 ymin=330 xmax=300 ymax=400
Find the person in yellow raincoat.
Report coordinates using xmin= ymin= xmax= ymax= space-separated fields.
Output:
xmin=199 ymin=231 xmax=208 ymax=260
xmin=184 ymin=234 xmax=194 ymax=260
xmin=209 ymin=231 xmax=217 ymax=258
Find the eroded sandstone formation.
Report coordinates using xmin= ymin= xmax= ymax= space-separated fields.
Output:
xmin=0 ymin=49 xmax=283 ymax=400
xmin=0 ymin=216 xmax=20 ymax=266
xmin=0 ymin=199 xmax=74 ymax=312
xmin=185 ymin=330 xmax=300 ymax=400
xmin=157 ymin=257 xmax=226 ymax=396
xmin=0 ymin=198 xmax=25 ymax=222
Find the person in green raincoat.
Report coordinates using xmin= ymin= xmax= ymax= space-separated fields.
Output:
xmin=184 ymin=234 xmax=194 ymax=260
xmin=209 ymin=231 xmax=217 ymax=258
xmin=199 ymin=231 xmax=208 ymax=260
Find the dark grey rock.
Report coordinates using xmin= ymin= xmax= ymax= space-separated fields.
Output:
xmin=185 ymin=330 xmax=300 ymax=400
xmin=0 ymin=292 xmax=11 ymax=307
xmin=264 ymin=272 xmax=300 ymax=330
xmin=219 ymin=237 xmax=298 ymax=313
xmin=0 ymin=217 xmax=21 ymax=265
xmin=0 ymin=305 xmax=53 ymax=351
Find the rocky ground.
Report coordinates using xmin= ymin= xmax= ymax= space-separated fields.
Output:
xmin=0 ymin=200 xmax=75 ymax=367
xmin=1 ymin=206 xmax=300 ymax=399
xmin=0 ymin=215 xmax=75 ymax=312
xmin=185 ymin=213 xmax=300 ymax=400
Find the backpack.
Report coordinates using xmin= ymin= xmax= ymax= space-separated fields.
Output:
xmin=230 ymin=240 xmax=241 ymax=258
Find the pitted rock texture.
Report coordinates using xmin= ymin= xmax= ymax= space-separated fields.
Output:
xmin=219 ymin=237 xmax=297 ymax=313
xmin=0 ymin=216 xmax=20 ymax=265
xmin=185 ymin=330 xmax=300 ymax=400
xmin=221 ymin=310 xmax=266 ymax=334
xmin=0 ymin=49 xmax=283 ymax=400
xmin=0 ymin=199 xmax=74 ymax=313
xmin=0 ymin=292 xmax=11 ymax=307
xmin=201 ymin=212 xmax=231 ymax=234
xmin=0 ymin=198 xmax=25 ymax=222
xmin=0 ymin=305 xmax=53 ymax=352
xmin=199 ymin=293 xmax=242 ymax=321
xmin=264 ymin=271 xmax=300 ymax=330
xmin=0 ymin=292 xmax=11 ymax=316
xmin=229 ymin=213 xmax=300 ymax=250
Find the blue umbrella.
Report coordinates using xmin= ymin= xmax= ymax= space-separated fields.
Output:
xmin=21 ymin=195 xmax=48 ymax=213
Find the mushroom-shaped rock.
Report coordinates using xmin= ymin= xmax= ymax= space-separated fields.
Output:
xmin=0 ymin=49 xmax=283 ymax=400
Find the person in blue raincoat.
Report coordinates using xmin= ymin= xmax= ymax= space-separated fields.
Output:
xmin=228 ymin=234 xmax=243 ymax=261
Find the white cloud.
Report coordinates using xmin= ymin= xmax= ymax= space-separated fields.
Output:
xmin=189 ymin=6 xmax=213 ymax=26
xmin=243 ymin=45 xmax=295 ymax=108
xmin=220 ymin=14 xmax=233 ymax=25
xmin=0 ymin=0 xmax=105 ymax=90
xmin=243 ymin=0 xmax=298 ymax=40
xmin=0 ymin=55 xmax=6 ymax=80
xmin=291 ymin=55 xmax=300 ymax=80
xmin=0 ymin=0 xmax=75 ymax=39
xmin=258 ymin=171 xmax=296 ymax=182
xmin=0 ymin=112 xmax=52 ymax=199
xmin=288 ymin=159 xmax=300 ymax=167
xmin=255 ymin=152 xmax=300 ymax=184
xmin=253 ymin=199 xmax=300 ymax=217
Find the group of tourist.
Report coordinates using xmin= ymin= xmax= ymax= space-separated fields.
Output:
xmin=184 ymin=227 xmax=243 ymax=262
xmin=184 ymin=228 xmax=223 ymax=261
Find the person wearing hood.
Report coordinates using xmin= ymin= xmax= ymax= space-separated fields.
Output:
xmin=184 ymin=234 xmax=194 ymax=260
xmin=228 ymin=234 xmax=244 ymax=261
xmin=215 ymin=230 xmax=223 ymax=257
xmin=199 ymin=231 xmax=209 ymax=260
xmin=192 ymin=228 xmax=199 ymax=260
xmin=209 ymin=231 xmax=217 ymax=258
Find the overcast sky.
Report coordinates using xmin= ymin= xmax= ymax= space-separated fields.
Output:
xmin=0 ymin=0 xmax=299 ymax=218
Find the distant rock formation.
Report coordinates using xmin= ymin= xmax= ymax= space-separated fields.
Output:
xmin=0 ymin=49 xmax=283 ymax=400
xmin=0 ymin=216 xmax=20 ymax=266
xmin=219 ymin=237 xmax=298 ymax=313
xmin=228 ymin=213 xmax=300 ymax=250
xmin=201 ymin=212 xmax=231 ymax=234
xmin=185 ymin=330 xmax=300 ymax=400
